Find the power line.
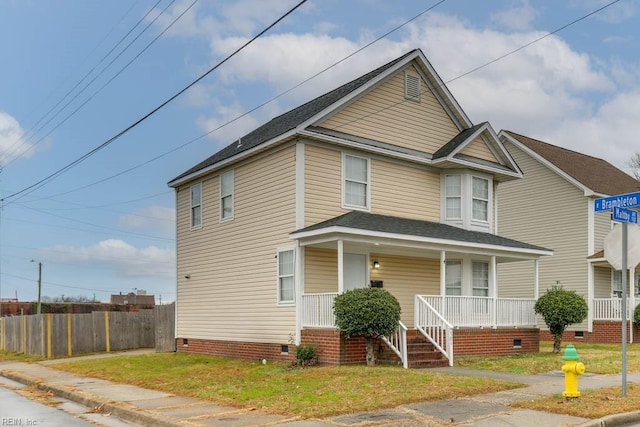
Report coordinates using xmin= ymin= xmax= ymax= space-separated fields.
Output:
xmin=27 ymin=0 xmax=448 ymax=200
xmin=2 ymin=0 xmax=179 ymax=168
xmin=0 ymin=0 xmax=158 ymax=165
xmin=2 ymin=0 xmax=308 ymax=204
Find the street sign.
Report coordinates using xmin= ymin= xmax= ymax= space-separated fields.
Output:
xmin=594 ymin=192 xmax=640 ymax=212
xmin=612 ymin=207 xmax=639 ymax=224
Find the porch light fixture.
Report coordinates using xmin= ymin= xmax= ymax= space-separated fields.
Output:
xmin=373 ymin=261 xmax=380 ymax=269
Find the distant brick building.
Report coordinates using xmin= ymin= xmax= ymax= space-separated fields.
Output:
xmin=110 ymin=291 xmax=155 ymax=307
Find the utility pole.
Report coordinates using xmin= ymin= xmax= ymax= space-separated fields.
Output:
xmin=31 ymin=260 xmax=42 ymax=314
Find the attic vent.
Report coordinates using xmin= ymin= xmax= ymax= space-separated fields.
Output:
xmin=404 ymin=71 xmax=421 ymax=102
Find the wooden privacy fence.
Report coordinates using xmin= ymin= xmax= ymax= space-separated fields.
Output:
xmin=0 ymin=305 xmax=175 ymax=358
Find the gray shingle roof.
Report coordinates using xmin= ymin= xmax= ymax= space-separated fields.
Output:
xmin=293 ymin=211 xmax=552 ymax=253
xmin=504 ymin=131 xmax=640 ymax=196
xmin=432 ymin=122 xmax=487 ymax=159
xmin=170 ymin=50 xmax=419 ymax=184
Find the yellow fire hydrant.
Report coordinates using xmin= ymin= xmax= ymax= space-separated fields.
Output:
xmin=561 ymin=344 xmax=585 ymax=398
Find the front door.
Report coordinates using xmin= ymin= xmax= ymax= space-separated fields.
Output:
xmin=344 ymin=253 xmax=367 ymax=291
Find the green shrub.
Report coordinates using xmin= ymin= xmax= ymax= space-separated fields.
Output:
xmin=294 ymin=344 xmax=318 ymax=367
xmin=534 ymin=285 xmax=588 ymax=353
xmin=634 ymin=304 xmax=640 ymax=327
xmin=333 ymin=288 xmax=401 ymax=366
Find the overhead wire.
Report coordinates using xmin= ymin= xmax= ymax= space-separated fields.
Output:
xmin=2 ymin=0 xmax=309 ymax=204
xmin=1 ymin=0 xmax=178 ymax=167
xmin=0 ymin=0 xmax=163 ymax=165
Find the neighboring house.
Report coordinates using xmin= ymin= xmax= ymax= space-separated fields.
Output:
xmin=168 ymin=49 xmax=552 ymax=368
xmin=110 ymin=292 xmax=156 ymax=307
xmin=498 ymin=130 xmax=640 ymax=342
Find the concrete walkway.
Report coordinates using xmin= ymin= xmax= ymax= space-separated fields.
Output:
xmin=1 ymin=350 xmax=640 ymax=427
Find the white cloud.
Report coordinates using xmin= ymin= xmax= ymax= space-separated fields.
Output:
xmin=570 ymin=0 xmax=637 ymax=24
xmin=490 ymin=0 xmax=538 ymax=30
xmin=34 ymin=239 xmax=175 ymax=278
xmin=0 ymin=110 xmax=35 ymax=165
xmin=118 ymin=206 xmax=175 ymax=236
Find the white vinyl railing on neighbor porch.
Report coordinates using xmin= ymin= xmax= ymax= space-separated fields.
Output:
xmin=592 ymin=298 xmax=640 ymax=321
xmin=419 ymin=295 xmax=537 ymax=328
xmin=381 ymin=321 xmax=408 ymax=369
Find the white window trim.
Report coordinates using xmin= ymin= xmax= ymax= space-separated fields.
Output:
xmin=342 ymin=153 xmax=371 ymax=211
xmin=471 ymin=260 xmax=489 ymax=297
xmin=277 ymin=247 xmax=296 ymax=305
xmin=190 ymin=181 xmax=202 ymax=230
xmin=445 ymin=259 xmax=462 ymax=296
xmin=612 ymin=270 xmax=623 ymax=297
xmin=470 ymin=175 xmax=490 ymax=225
xmin=219 ymin=170 xmax=234 ymax=223
xmin=441 ymin=171 xmax=493 ymax=233
xmin=444 ymin=175 xmax=462 ymax=221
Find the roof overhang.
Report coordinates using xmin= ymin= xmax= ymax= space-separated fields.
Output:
xmin=291 ymin=225 xmax=553 ymax=261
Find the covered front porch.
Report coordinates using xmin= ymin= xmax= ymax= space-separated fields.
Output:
xmin=291 ymin=211 xmax=553 ymax=367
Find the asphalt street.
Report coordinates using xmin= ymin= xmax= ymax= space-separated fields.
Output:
xmin=0 ymin=386 xmax=92 ymax=427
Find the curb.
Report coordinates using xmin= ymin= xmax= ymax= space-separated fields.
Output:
xmin=578 ymin=410 xmax=640 ymax=427
xmin=1 ymin=370 xmax=181 ymax=427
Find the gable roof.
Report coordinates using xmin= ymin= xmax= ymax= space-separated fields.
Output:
xmin=291 ymin=211 xmax=552 ymax=255
xmin=169 ymin=50 xmax=419 ymax=186
xmin=502 ymin=130 xmax=640 ymax=196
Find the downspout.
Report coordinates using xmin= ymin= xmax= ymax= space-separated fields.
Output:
xmin=440 ymin=251 xmax=446 ymax=319
xmin=491 ymin=255 xmax=497 ymax=329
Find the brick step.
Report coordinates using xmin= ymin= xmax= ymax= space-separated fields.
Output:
xmin=408 ymin=358 xmax=450 ymax=369
xmin=377 ymin=334 xmax=449 ymax=369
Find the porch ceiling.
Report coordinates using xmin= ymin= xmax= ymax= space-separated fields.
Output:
xmin=291 ymin=211 xmax=553 ymax=262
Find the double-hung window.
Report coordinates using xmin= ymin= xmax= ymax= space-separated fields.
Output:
xmin=613 ymin=270 xmax=623 ymax=297
xmin=343 ymin=154 xmax=369 ymax=209
xmin=445 ymin=260 xmax=462 ymax=296
xmin=472 ymin=261 xmax=489 ymax=297
xmin=445 ymin=175 xmax=462 ymax=220
xmin=220 ymin=170 xmax=234 ymax=221
xmin=472 ymin=177 xmax=489 ymax=221
xmin=190 ymin=182 xmax=202 ymax=228
xmin=277 ymin=249 xmax=295 ymax=304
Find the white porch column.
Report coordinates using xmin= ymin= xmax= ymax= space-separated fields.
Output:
xmin=440 ymin=251 xmax=446 ymax=319
xmin=338 ymin=239 xmax=344 ymax=293
xmin=534 ymin=259 xmax=539 ymax=300
xmin=491 ymin=255 xmax=497 ymax=329
xmin=587 ymin=261 xmax=594 ymax=333
xmin=294 ymin=242 xmax=304 ymax=345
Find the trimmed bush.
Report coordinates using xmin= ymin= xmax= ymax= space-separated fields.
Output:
xmin=333 ymin=288 xmax=401 ymax=366
xmin=534 ymin=285 xmax=588 ymax=353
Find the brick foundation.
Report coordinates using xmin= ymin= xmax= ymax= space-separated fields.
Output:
xmin=177 ymin=327 xmax=539 ymax=366
xmin=176 ymin=337 xmax=295 ymax=362
xmin=539 ymin=321 xmax=640 ymax=343
xmin=452 ymin=327 xmax=539 ymax=356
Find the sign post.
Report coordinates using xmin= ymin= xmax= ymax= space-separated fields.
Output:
xmin=595 ymin=193 xmax=640 ymax=398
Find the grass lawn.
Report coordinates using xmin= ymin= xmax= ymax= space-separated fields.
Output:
xmin=0 ymin=351 xmax=44 ymax=363
xmin=456 ymin=341 xmax=640 ymax=374
xmin=513 ymin=384 xmax=640 ymax=420
xmin=50 ymin=352 xmax=522 ymax=418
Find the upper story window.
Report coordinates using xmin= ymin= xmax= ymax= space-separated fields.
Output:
xmin=445 ymin=175 xmax=462 ymax=219
xmin=442 ymin=172 xmax=493 ymax=232
xmin=343 ymin=154 xmax=370 ymax=210
xmin=190 ymin=182 xmax=202 ymax=229
xmin=220 ymin=170 xmax=234 ymax=222
xmin=472 ymin=177 xmax=489 ymax=221
xmin=277 ymin=248 xmax=295 ymax=304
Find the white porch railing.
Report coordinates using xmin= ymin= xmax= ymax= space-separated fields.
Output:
xmin=419 ymin=295 xmax=537 ymax=328
xmin=301 ymin=292 xmax=338 ymax=327
xmin=381 ymin=321 xmax=408 ymax=369
xmin=415 ymin=295 xmax=453 ymax=366
xmin=592 ymin=298 xmax=640 ymax=321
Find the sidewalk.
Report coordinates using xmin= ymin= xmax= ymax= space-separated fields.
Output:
xmin=1 ymin=351 xmax=640 ymax=427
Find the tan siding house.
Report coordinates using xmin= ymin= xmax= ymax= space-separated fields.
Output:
xmin=169 ymin=49 xmax=552 ymax=367
xmin=498 ymin=131 xmax=640 ymax=341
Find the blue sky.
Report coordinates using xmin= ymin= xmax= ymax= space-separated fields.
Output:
xmin=0 ymin=0 xmax=638 ymax=304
